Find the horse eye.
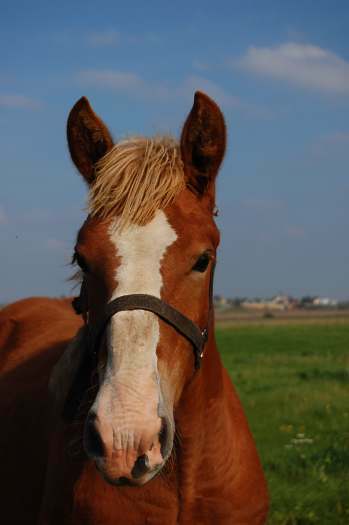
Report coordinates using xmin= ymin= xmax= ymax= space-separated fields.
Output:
xmin=73 ymin=252 xmax=89 ymax=273
xmin=192 ymin=252 xmax=211 ymax=273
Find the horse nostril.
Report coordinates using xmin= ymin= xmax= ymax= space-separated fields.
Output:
xmin=84 ymin=414 xmax=105 ymax=459
xmin=159 ymin=417 xmax=169 ymax=457
xmin=131 ymin=454 xmax=150 ymax=479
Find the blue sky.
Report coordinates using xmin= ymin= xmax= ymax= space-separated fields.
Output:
xmin=1 ymin=0 xmax=348 ymax=302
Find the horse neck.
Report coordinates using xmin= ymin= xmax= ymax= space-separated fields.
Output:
xmin=175 ymin=320 xmax=226 ymax=439
xmin=172 ymin=324 xmax=235 ymax=504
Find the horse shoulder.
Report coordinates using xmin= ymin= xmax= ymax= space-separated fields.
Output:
xmin=0 ymin=297 xmax=82 ymax=525
xmin=219 ymin=368 xmax=269 ymax=524
xmin=0 ymin=297 xmax=81 ymax=369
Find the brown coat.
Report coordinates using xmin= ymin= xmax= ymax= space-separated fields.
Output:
xmin=0 ymin=297 xmax=268 ymax=524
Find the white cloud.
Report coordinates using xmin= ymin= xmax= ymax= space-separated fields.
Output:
xmin=76 ymin=69 xmax=235 ymax=104
xmin=0 ymin=94 xmax=42 ymax=110
xmin=237 ymin=42 xmax=349 ymax=95
xmin=77 ymin=69 xmax=175 ymax=101
xmin=77 ymin=69 xmax=230 ymax=106
xmin=86 ymin=30 xmax=119 ymax=47
xmin=76 ymin=69 xmax=269 ymax=116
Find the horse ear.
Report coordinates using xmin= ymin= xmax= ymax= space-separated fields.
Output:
xmin=180 ymin=91 xmax=226 ymax=197
xmin=67 ymin=97 xmax=114 ymax=184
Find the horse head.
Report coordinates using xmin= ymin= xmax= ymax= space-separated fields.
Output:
xmin=60 ymin=92 xmax=226 ymax=486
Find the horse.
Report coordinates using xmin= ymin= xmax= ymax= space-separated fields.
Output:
xmin=0 ymin=92 xmax=268 ymax=524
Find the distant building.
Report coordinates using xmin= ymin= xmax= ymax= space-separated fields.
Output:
xmin=213 ymin=294 xmax=339 ymax=311
xmin=241 ymin=294 xmax=297 ymax=311
xmin=313 ymin=297 xmax=338 ymax=307
xmin=241 ymin=300 xmax=285 ymax=311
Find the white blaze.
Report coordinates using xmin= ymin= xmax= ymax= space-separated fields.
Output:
xmin=106 ymin=210 xmax=177 ymax=379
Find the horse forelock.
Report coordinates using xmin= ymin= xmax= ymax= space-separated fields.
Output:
xmin=88 ymin=136 xmax=185 ymax=230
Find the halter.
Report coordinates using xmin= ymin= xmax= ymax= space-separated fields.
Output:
xmin=62 ymin=263 xmax=215 ymax=421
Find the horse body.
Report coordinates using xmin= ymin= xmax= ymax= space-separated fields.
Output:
xmin=0 ymin=298 xmax=267 ymax=524
xmin=0 ymin=92 xmax=268 ymax=524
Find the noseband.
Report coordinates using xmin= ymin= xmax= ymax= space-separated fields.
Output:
xmin=62 ymin=264 xmax=215 ymax=421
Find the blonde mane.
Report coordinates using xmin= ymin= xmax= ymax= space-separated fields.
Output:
xmin=88 ymin=136 xmax=185 ymax=229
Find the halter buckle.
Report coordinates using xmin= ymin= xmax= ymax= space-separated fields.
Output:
xmin=199 ymin=328 xmax=209 ymax=359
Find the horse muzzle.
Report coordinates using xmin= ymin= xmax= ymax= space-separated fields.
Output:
xmin=83 ymin=410 xmax=173 ymax=486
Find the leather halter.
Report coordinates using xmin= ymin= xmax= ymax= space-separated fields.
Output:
xmin=62 ymin=264 xmax=215 ymax=421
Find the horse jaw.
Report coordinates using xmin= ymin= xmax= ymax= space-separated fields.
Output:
xmin=48 ymin=327 xmax=86 ymax=412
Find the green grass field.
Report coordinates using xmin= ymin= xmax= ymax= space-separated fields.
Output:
xmin=216 ymin=323 xmax=349 ymax=525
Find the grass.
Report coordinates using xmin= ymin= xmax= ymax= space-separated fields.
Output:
xmin=216 ymin=323 xmax=349 ymax=525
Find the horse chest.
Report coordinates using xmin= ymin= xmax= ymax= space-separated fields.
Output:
xmin=70 ymin=464 xmax=180 ymax=525
xmin=71 ymin=484 xmax=233 ymax=525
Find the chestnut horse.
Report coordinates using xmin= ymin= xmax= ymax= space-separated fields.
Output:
xmin=0 ymin=92 xmax=268 ymax=524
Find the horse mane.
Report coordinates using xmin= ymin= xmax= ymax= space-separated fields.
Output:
xmin=88 ymin=136 xmax=185 ymax=229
